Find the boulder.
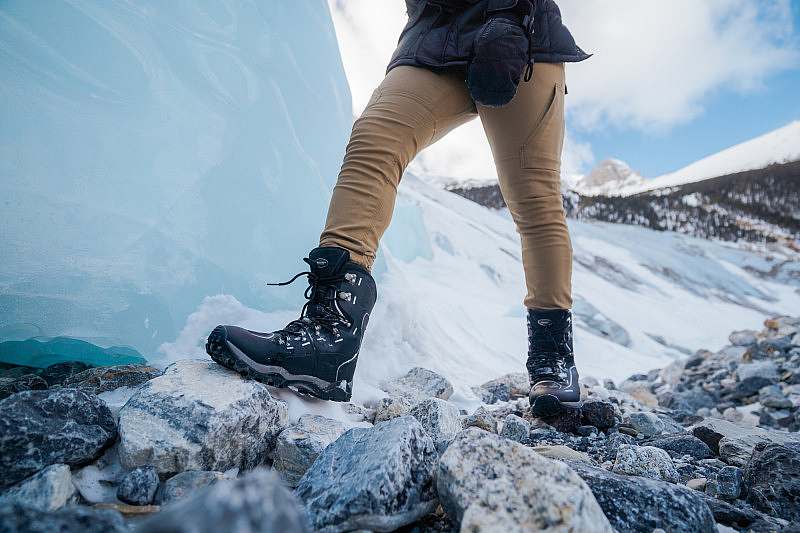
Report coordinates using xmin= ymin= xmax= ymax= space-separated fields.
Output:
xmin=273 ymin=415 xmax=349 ymax=487
xmin=380 ymin=367 xmax=453 ymax=404
xmin=646 ymin=433 xmax=714 ymax=460
xmin=706 ymin=465 xmax=743 ymax=500
xmin=624 ymin=412 xmax=665 ymax=437
xmin=729 ymin=330 xmax=758 ymax=347
xmin=117 ymin=360 xmax=287 ymax=475
xmin=499 ymin=414 xmax=530 ymax=444
xmin=0 ymin=374 xmax=48 ymax=400
xmin=372 ymin=396 xmax=413 ymax=423
xmin=139 ymin=469 xmax=310 ymax=533
xmin=437 ymin=428 xmax=612 ymax=532
xmin=116 ymin=465 xmax=159 ymax=505
xmin=63 ymin=364 xmax=161 ymax=394
xmin=475 ymin=372 xmax=528 ymax=404
xmin=157 ymin=470 xmax=226 ymax=504
xmin=0 ymin=464 xmax=75 ymax=511
xmin=39 ymin=362 xmax=92 ymax=386
xmin=295 ymin=416 xmax=437 ymax=532
xmin=692 ymin=418 xmax=798 ymax=466
xmin=743 ymin=442 xmax=800 ymax=522
xmin=461 ymin=406 xmax=498 ymax=433
xmin=0 ymin=503 xmax=127 ymax=533
xmin=410 ymin=398 xmax=461 ymax=452
xmin=612 ymin=445 xmax=680 ymax=483
xmin=569 ymin=461 xmax=717 ymax=533
xmin=581 ymin=400 xmax=617 ymax=430
xmin=0 ymin=388 xmax=116 ymax=488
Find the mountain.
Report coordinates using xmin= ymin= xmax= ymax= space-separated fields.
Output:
xmin=572 ymin=159 xmax=645 ymax=196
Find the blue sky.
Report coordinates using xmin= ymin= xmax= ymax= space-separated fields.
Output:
xmin=570 ymin=3 xmax=800 ymax=177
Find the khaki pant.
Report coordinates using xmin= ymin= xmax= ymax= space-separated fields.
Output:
xmin=320 ymin=63 xmax=571 ymax=310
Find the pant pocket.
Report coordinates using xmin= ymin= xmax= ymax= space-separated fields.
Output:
xmin=520 ymin=81 xmax=564 ymax=170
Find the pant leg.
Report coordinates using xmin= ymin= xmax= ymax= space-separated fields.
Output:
xmin=477 ymin=63 xmax=572 ymax=310
xmin=320 ymin=66 xmax=476 ymax=269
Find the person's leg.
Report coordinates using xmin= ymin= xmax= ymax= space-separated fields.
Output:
xmin=320 ymin=66 xmax=477 ymax=270
xmin=477 ymin=63 xmax=578 ymax=416
xmin=477 ymin=62 xmax=571 ymax=310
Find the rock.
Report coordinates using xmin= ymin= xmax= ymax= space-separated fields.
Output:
xmin=96 ymin=502 xmax=160 ymax=515
xmin=0 ymin=374 xmax=48 ymax=400
xmin=730 ymin=330 xmax=758 ymax=346
xmin=686 ymin=478 xmax=707 ymax=491
xmin=731 ymin=377 xmax=775 ymax=399
xmin=116 ymin=465 xmax=159 ymax=505
xmin=63 ymin=364 xmax=162 ymax=394
xmin=738 ymin=361 xmax=779 ymax=381
xmin=706 ymin=465 xmax=743 ymax=500
xmin=646 ymin=433 xmax=715 ymax=460
xmin=499 ymin=413 xmax=530 ymax=444
xmin=702 ymin=495 xmax=780 ymax=531
xmin=380 ymin=367 xmax=453 ymax=404
xmin=117 ymin=360 xmax=287 ymax=475
xmin=542 ymin=405 xmax=583 ymax=433
xmin=692 ymin=418 xmax=799 ymax=466
xmin=758 ymin=384 xmax=793 ymax=409
xmin=612 ymin=444 xmax=680 ymax=483
xmin=618 ymin=381 xmax=659 ymax=407
xmin=625 ymin=412 xmax=665 ymax=437
xmin=158 ymin=470 xmax=226 ymax=504
xmin=0 ymin=388 xmax=116 ymax=489
xmin=461 ymin=406 xmax=497 ymax=433
xmin=658 ymin=388 xmax=716 ymax=414
xmin=139 ymin=469 xmax=310 ymax=533
xmin=410 ymin=398 xmax=461 ymax=452
xmin=475 ymin=372 xmax=528 ymax=404
xmin=39 ymin=361 xmax=92 ymax=386
xmin=743 ymin=442 xmax=800 ymax=522
xmin=273 ymin=415 xmax=349 ymax=487
xmin=295 ymin=416 xmax=437 ymax=532
xmin=0 ymin=464 xmax=75 ymax=511
xmin=581 ymin=400 xmax=617 ymax=430
xmin=533 ymin=445 xmax=595 ymax=464
xmin=437 ymin=428 xmax=612 ymax=532
xmin=372 ymin=396 xmax=413 ymax=423
xmin=0 ymin=503 xmax=127 ymax=533
xmin=569 ymin=461 xmax=717 ymax=533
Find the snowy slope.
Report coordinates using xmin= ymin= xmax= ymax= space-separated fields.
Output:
xmin=612 ymin=121 xmax=800 ymax=196
xmin=162 ymin=176 xmax=800 ymax=412
xmin=0 ymin=1 xmax=352 ymax=353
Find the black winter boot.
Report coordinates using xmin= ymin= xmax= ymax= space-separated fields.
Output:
xmin=526 ymin=308 xmax=581 ymax=417
xmin=206 ymin=246 xmax=377 ymax=402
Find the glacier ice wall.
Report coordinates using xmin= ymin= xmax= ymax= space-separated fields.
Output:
xmin=0 ymin=1 xmax=352 ymax=353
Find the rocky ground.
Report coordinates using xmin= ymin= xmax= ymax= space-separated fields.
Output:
xmin=1 ymin=317 xmax=799 ymax=532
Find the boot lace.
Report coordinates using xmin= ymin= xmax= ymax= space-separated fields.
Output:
xmin=266 ymin=258 xmax=351 ymax=339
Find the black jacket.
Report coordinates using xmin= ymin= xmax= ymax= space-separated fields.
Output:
xmin=387 ymin=0 xmax=589 ymax=106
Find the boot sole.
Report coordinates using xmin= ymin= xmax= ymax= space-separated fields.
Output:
xmin=205 ymin=326 xmax=352 ymax=402
xmin=530 ymin=394 xmax=583 ymax=418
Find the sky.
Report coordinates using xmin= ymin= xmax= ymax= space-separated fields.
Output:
xmin=328 ymin=0 xmax=800 ymax=182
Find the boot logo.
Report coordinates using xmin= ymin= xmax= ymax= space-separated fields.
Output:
xmin=314 ymin=258 xmax=329 ymax=268
xmin=537 ymin=319 xmax=552 ymax=326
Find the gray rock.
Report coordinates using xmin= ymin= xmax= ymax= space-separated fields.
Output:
xmin=410 ymin=398 xmax=461 ymax=452
xmin=581 ymin=400 xmax=617 ymax=430
xmin=692 ymin=418 xmax=799 ymax=466
xmin=743 ymin=442 xmax=800 ymax=522
xmin=647 ymin=433 xmax=715 ymax=459
xmin=658 ymin=387 xmax=716 ymax=414
xmin=0 ymin=503 xmax=127 ymax=533
xmin=569 ymin=461 xmax=717 ymax=533
xmin=116 ymin=465 xmax=159 ymax=505
xmin=475 ymin=372 xmax=529 ymax=404
xmin=63 ymin=364 xmax=162 ymax=394
xmin=729 ymin=330 xmax=758 ymax=347
xmin=437 ymin=428 xmax=612 ymax=532
xmin=39 ymin=362 xmax=92 ymax=386
xmin=461 ymin=406 xmax=497 ymax=433
xmin=273 ymin=415 xmax=349 ymax=487
xmin=0 ymin=388 xmax=116 ymax=488
xmin=380 ymin=367 xmax=453 ymax=404
xmin=499 ymin=414 xmax=530 ymax=444
xmin=372 ymin=396 xmax=413 ymax=423
xmin=612 ymin=444 xmax=680 ymax=483
xmin=118 ymin=360 xmax=287 ymax=475
xmin=758 ymin=384 xmax=793 ymax=409
xmin=737 ymin=361 xmax=779 ymax=382
xmin=0 ymin=374 xmax=48 ymax=400
xmin=139 ymin=469 xmax=309 ymax=533
xmin=295 ymin=416 xmax=437 ymax=532
xmin=625 ymin=412 xmax=665 ymax=437
xmin=158 ymin=470 xmax=226 ymax=504
xmin=706 ymin=465 xmax=743 ymax=500
xmin=0 ymin=464 xmax=75 ymax=511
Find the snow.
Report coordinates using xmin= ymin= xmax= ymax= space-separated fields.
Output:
xmin=572 ymin=158 xmax=645 ymax=196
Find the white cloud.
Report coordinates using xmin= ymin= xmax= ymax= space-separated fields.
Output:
xmin=328 ymin=0 xmax=798 ymax=181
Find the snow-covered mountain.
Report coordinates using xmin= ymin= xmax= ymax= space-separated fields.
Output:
xmin=572 ymin=159 xmax=645 ymax=196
